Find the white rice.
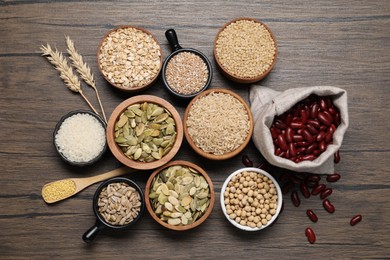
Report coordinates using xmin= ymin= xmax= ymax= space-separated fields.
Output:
xmin=55 ymin=113 xmax=106 ymax=163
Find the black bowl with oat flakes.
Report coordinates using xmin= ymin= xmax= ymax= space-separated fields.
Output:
xmin=97 ymin=26 xmax=162 ymax=92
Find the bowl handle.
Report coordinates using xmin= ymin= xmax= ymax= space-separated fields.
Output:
xmin=165 ymin=29 xmax=182 ymax=52
xmin=82 ymin=221 xmax=102 ymax=243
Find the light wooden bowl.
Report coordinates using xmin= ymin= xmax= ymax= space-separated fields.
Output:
xmin=214 ymin=18 xmax=278 ymax=84
xmin=97 ymin=25 xmax=163 ymax=92
xmin=183 ymin=88 xmax=254 ymax=160
xmin=144 ymin=160 xmax=215 ymax=231
xmin=106 ymin=95 xmax=183 ymax=170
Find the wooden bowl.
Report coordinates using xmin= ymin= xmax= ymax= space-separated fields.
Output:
xmin=144 ymin=160 xmax=215 ymax=231
xmin=214 ymin=18 xmax=278 ymax=84
xmin=106 ymin=95 xmax=183 ymax=170
xmin=183 ymin=89 xmax=254 ymax=160
xmin=97 ymin=25 xmax=163 ymax=92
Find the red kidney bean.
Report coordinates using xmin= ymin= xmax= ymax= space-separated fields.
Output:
xmin=325 ymin=97 xmax=333 ymax=109
xmin=302 ymin=129 xmax=314 ymax=144
xmin=323 ymin=199 xmax=335 ymax=213
xmin=270 ymin=127 xmax=279 ymax=139
xmin=275 ymin=147 xmax=282 ymax=156
xmin=296 ymin=141 xmax=309 ymax=147
xmin=242 ymin=155 xmax=253 ymax=167
xmin=318 ymin=112 xmax=332 ymax=126
xmin=290 ymin=175 xmax=302 ymax=185
xmin=306 ymin=209 xmax=318 ymax=222
xmin=310 ymin=103 xmax=319 ymax=119
xmin=274 ymin=119 xmax=287 ymax=130
xmin=301 ymin=154 xmax=316 ymax=161
xmin=296 ymin=147 xmax=306 ymax=155
xmin=300 ymin=109 xmax=308 ymax=124
xmin=325 ymin=127 xmax=334 ymax=143
xmin=311 ymin=184 xmax=326 ymax=195
xmin=320 ymin=188 xmax=333 ymax=199
xmin=290 ymin=121 xmax=303 ymax=129
xmin=279 ymin=151 xmax=286 ymax=157
xmin=300 ymin=182 xmax=311 ymax=198
xmin=323 ymin=111 xmax=334 ymax=122
xmin=305 ymin=227 xmax=316 ymax=244
xmin=334 ymin=150 xmax=340 ymax=163
xmin=285 ymin=127 xmax=293 ymax=143
xmin=326 ymin=173 xmax=341 ymax=182
xmin=277 ymin=134 xmax=288 ymax=151
xmin=293 ymin=134 xmax=304 ymax=142
xmin=289 ymin=143 xmax=297 ymax=157
xmin=328 ymin=106 xmax=338 ymax=116
xmin=319 ymin=125 xmax=328 ymax=131
xmin=320 ymin=98 xmax=328 ymax=111
xmin=291 ymin=191 xmax=301 ymax=207
xmin=306 ymin=124 xmax=319 ymax=135
xmin=306 ymin=180 xmax=318 ymax=188
xmin=285 ymin=150 xmax=291 ymax=159
xmin=350 ymin=214 xmax=362 ymax=226
xmin=305 ymin=143 xmax=318 ymax=155
xmin=282 ymin=181 xmax=294 ymax=194
xmin=285 ymin=114 xmax=293 ymax=126
xmin=307 ymin=174 xmax=321 ymax=183
xmin=313 ymin=149 xmax=321 ymax=156
xmin=319 ymin=140 xmax=326 ymax=152
xmin=307 ymin=119 xmax=321 ymax=129
xmin=334 ymin=112 xmax=341 ymax=125
xmin=316 ymin=131 xmax=326 ymax=142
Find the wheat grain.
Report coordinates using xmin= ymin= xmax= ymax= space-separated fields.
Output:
xmin=65 ymin=36 xmax=107 ymax=123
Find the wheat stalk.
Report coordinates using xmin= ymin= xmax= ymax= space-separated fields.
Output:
xmin=65 ymin=36 xmax=107 ymax=123
xmin=40 ymin=44 xmax=100 ymax=116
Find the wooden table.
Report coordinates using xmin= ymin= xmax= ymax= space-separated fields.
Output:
xmin=1 ymin=1 xmax=389 ymax=258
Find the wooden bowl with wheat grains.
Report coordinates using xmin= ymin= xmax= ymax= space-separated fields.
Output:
xmin=106 ymin=95 xmax=183 ymax=170
xmin=214 ymin=18 xmax=278 ymax=84
xmin=97 ymin=26 xmax=163 ymax=92
xmin=145 ymin=160 xmax=215 ymax=231
xmin=183 ymin=89 xmax=254 ymax=160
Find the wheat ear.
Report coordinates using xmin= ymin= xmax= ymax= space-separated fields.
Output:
xmin=40 ymin=44 xmax=100 ymax=116
xmin=65 ymin=36 xmax=107 ymax=123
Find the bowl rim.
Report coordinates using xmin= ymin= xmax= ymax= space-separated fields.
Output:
xmin=53 ymin=109 xmax=107 ymax=166
xmin=93 ymin=177 xmax=145 ymax=229
xmin=144 ymin=160 xmax=215 ymax=231
xmin=183 ymin=88 xmax=254 ymax=160
xmin=213 ymin=17 xmax=278 ymax=84
xmin=106 ymin=95 xmax=183 ymax=170
xmin=220 ymin=167 xmax=283 ymax=231
xmin=161 ymin=48 xmax=213 ymax=99
xmin=97 ymin=25 xmax=163 ymax=92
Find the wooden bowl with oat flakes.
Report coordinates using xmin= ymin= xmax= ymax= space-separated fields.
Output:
xmin=97 ymin=26 xmax=163 ymax=92
xmin=106 ymin=95 xmax=183 ymax=170
xmin=214 ymin=18 xmax=278 ymax=84
xmin=183 ymin=89 xmax=254 ymax=160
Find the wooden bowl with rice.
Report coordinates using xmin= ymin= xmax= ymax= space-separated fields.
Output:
xmin=183 ymin=89 xmax=253 ymax=160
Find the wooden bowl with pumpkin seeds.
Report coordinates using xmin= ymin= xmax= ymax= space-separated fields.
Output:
xmin=106 ymin=95 xmax=183 ymax=170
xmin=97 ymin=25 xmax=163 ymax=92
xmin=145 ymin=160 xmax=215 ymax=231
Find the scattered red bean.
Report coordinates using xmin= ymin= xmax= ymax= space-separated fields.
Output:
xmin=311 ymin=184 xmax=326 ymax=195
xmin=291 ymin=191 xmax=301 ymax=207
xmin=323 ymin=199 xmax=335 ymax=213
xmin=306 ymin=174 xmax=321 ymax=183
xmin=350 ymin=214 xmax=362 ymax=226
xmin=305 ymin=227 xmax=316 ymax=244
xmin=320 ymin=188 xmax=333 ymax=199
xmin=300 ymin=182 xmax=311 ymax=198
xmin=326 ymin=173 xmax=341 ymax=182
xmin=282 ymin=182 xmax=294 ymax=194
xmin=241 ymin=155 xmax=253 ymax=167
xmin=306 ymin=209 xmax=318 ymax=222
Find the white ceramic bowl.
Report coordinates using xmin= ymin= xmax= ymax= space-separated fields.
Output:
xmin=220 ymin=167 xmax=282 ymax=231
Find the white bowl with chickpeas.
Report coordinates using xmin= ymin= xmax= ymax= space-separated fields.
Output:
xmin=220 ymin=167 xmax=282 ymax=231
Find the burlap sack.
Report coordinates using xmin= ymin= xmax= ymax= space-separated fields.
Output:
xmin=249 ymin=86 xmax=349 ymax=174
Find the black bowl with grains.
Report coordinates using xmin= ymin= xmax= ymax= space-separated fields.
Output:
xmin=161 ymin=29 xmax=213 ymax=99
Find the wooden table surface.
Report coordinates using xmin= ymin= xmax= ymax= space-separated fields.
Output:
xmin=1 ymin=0 xmax=389 ymax=259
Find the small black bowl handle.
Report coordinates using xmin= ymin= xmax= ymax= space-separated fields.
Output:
xmin=165 ymin=29 xmax=182 ymax=52
xmin=82 ymin=222 xmax=101 ymax=243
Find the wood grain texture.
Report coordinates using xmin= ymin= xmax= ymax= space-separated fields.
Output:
xmin=0 ymin=0 xmax=389 ymax=259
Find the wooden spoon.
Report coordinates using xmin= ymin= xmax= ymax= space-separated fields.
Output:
xmin=41 ymin=166 xmax=135 ymax=204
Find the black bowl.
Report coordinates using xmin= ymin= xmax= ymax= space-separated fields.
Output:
xmin=161 ymin=29 xmax=213 ymax=99
xmin=53 ymin=110 xmax=107 ymax=167
xmin=83 ymin=177 xmax=145 ymax=243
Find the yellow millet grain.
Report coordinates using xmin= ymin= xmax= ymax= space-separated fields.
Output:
xmin=42 ymin=179 xmax=76 ymax=203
